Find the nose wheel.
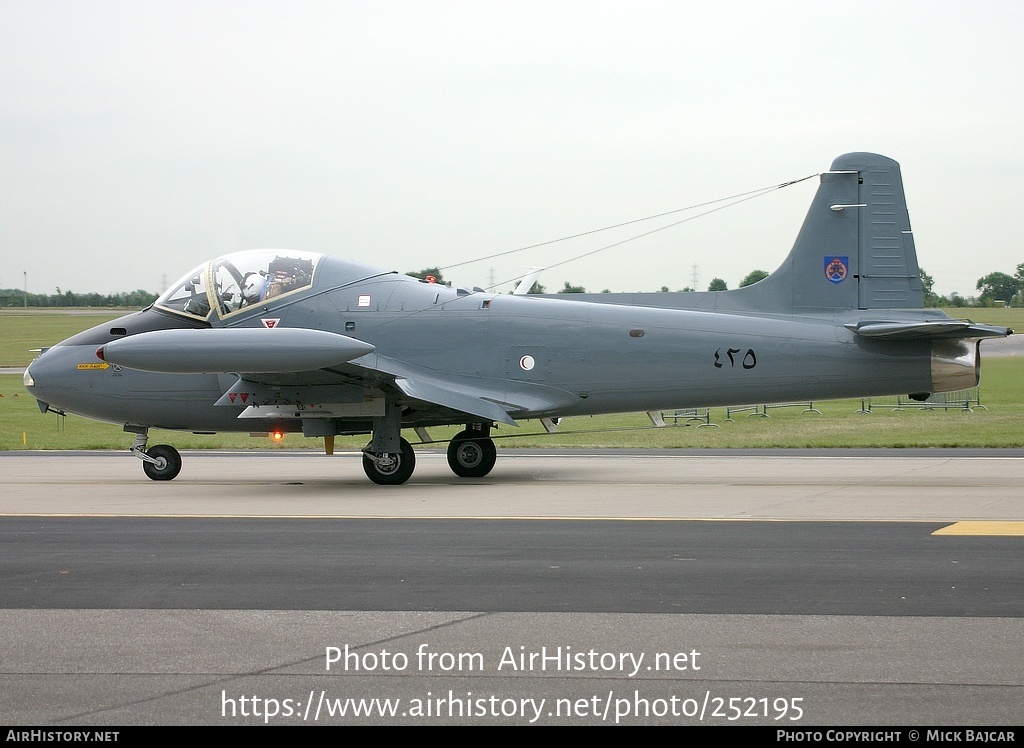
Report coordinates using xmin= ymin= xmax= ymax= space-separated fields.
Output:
xmin=128 ymin=428 xmax=182 ymax=481
xmin=142 ymin=444 xmax=183 ymax=481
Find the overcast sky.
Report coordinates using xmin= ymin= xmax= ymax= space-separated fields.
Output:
xmin=1 ymin=1 xmax=1021 ymax=298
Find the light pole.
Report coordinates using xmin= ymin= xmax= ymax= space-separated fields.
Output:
xmin=23 ymin=271 xmax=27 ymax=308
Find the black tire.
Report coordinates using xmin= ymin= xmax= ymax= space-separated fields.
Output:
xmin=143 ymin=444 xmax=182 ymax=481
xmin=362 ymin=437 xmax=416 ymax=485
xmin=446 ymin=430 xmax=497 ymax=478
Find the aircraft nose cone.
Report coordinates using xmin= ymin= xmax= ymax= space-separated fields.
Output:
xmin=23 ymin=349 xmax=54 ymax=399
xmin=22 ymin=359 xmax=52 ymax=413
xmin=22 ymin=345 xmax=91 ymax=409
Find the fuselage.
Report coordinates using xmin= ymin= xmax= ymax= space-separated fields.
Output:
xmin=25 ymin=253 xmax=939 ymax=434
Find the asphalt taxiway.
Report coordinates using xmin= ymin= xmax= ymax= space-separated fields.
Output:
xmin=2 ymin=450 xmax=1022 ymax=725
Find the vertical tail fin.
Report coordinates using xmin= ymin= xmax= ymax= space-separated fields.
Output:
xmin=735 ymin=152 xmax=924 ymax=312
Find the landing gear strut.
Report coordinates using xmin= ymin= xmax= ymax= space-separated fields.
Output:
xmin=128 ymin=427 xmax=182 ymax=482
xmin=447 ymin=426 xmax=497 ymax=478
xmin=361 ymin=402 xmax=416 ymax=485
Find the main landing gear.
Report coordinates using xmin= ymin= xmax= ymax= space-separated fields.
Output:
xmin=127 ymin=427 xmax=182 ymax=481
xmin=362 ymin=437 xmax=416 ymax=485
xmin=446 ymin=426 xmax=497 ymax=478
xmin=361 ymin=403 xmax=418 ymax=485
xmin=361 ymin=416 xmax=497 ymax=485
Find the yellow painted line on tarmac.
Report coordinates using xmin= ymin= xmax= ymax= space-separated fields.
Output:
xmin=932 ymin=521 xmax=1024 ymax=536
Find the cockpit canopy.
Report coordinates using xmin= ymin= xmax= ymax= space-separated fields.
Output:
xmin=156 ymin=250 xmax=324 ymax=320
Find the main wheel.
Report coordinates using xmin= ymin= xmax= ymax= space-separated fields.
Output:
xmin=362 ymin=437 xmax=416 ymax=485
xmin=143 ymin=444 xmax=182 ymax=481
xmin=446 ymin=430 xmax=497 ymax=478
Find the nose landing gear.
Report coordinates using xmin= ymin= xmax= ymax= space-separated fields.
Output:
xmin=127 ymin=427 xmax=182 ymax=481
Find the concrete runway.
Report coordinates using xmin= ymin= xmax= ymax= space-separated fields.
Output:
xmin=2 ymin=449 xmax=1022 ymax=726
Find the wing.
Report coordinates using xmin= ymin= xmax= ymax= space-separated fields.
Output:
xmin=217 ymin=353 xmax=579 ymax=427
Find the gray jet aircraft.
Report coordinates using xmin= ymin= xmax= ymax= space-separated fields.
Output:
xmin=24 ymin=153 xmax=1012 ymax=484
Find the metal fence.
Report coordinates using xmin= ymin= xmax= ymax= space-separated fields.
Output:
xmin=723 ymin=402 xmax=822 ymax=420
xmin=857 ymin=388 xmax=984 ymax=413
xmin=655 ymin=388 xmax=983 ymax=426
xmin=650 ymin=408 xmax=718 ymax=428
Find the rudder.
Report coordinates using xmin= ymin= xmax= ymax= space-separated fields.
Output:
xmin=846 ymin=152 xmax=923 ymax=309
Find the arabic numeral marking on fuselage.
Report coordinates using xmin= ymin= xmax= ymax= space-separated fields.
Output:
xmin=713 ymin=347 xmax=757 ymax=370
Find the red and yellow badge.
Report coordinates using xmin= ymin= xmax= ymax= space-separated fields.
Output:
xmin=824 ymin=256 xmax=849 ymax=284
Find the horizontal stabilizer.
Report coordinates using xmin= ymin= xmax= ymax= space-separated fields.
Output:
xmin=845 ymin=320 xmax=1012 ymax=340
xmin=96 ymin=328 xmax=375 ymax=373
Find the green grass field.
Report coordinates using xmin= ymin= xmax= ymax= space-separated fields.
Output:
xmin=0 ymin=309 xmax=129 ymax=366
xmin=2 ymin=307 xmax=1021 ymax=450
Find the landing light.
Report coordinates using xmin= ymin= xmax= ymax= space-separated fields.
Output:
xmin=271 ymin=431 xmax=284 ymax=442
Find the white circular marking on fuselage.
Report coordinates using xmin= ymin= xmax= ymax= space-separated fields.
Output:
xmin=519 ymin=355 xmax=535 ymax=371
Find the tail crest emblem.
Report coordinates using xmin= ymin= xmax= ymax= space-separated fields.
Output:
xmin=824 ymin=256 xmax=849 ymax=284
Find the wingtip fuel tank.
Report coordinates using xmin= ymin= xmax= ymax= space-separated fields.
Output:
xmin=96 ymin=328 xmax=375 ymax=374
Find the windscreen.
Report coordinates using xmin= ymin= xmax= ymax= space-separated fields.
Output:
xmin=156 ymin=251 xmax=324 ymax=319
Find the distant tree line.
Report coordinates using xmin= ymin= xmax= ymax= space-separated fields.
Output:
xmin=972 ymin=264 xmax=1024 ymax=307
xmin=0 ymin=288 xmax=158 ymax=308
xmin=922 ymin=264 xmax=1024 ymax=308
